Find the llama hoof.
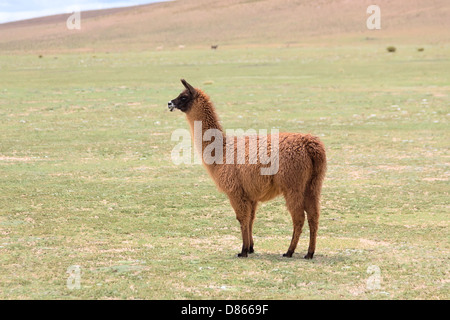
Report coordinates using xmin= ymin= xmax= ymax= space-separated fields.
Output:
xmin=283 ymin=251 xmax=293 ymax=258
xmin=237 ymin=252 xmax=248 ymax=258
xmin=304 ymin=252 xmax=314 ymax=259
xmin=248 ymin=247 xmax=254 ymax=254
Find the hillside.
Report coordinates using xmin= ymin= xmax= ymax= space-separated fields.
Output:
xmin=0 ymin=0 xmax=449 ymax=52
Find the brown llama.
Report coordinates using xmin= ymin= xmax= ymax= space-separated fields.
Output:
xmin=168 ymin=79 xmax=326 ymax=259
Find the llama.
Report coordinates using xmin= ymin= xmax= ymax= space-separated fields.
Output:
xmin=168 ymin=80 xmax=326 ymax=259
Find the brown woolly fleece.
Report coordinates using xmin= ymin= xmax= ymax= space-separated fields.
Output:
xmin=168 ymin=79 xmax=327 ymax=259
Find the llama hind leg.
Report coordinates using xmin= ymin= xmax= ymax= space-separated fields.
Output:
xmin=283 ymin=194 xmax=305 ymax=258
xmin=304 ymin=195 xmax=320 ymax=259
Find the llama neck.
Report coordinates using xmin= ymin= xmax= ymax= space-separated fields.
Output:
xmin=186 ymin=99 xmax=223 ymax=134
xmin=185 ymin=93 xmax=224 ymax=168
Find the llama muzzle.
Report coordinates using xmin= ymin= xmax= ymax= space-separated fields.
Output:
xmin=168 ymin=100 xmax=175 ymax=111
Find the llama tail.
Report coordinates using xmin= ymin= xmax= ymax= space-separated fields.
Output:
xmin=305 ymin=135 xmax=327 ymax=198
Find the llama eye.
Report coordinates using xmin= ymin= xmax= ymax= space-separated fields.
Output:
xmin=181 ymin=97 xmax=187 ymax=101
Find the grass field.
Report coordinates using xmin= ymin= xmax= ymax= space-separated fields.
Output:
xmin=0 ymin=44 xmax=449 ymax=299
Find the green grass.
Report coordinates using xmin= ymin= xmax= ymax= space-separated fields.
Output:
xmin=0 ymin=45 xmax=449 ymax=299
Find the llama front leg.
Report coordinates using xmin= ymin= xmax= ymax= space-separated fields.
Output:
xmin=248 ymin=201 xmax=257 ymax=254
xmin=238 ymin=219 xmax=251 ymax=257
xmin=229 ymin=196 xmax=252 ymax=257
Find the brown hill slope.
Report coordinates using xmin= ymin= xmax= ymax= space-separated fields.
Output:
xmin=0 ymin=0 xmax=449 ymax=52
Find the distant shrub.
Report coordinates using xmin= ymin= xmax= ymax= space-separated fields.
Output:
xmin=417 ymin=47 xmax=424 ymax=52
xmin=38 ymin=54 xmax=43 ymax=58
xmin=386 ymin=46 xmax=396 ymax=53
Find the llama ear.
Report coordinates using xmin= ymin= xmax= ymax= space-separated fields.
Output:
xmin=181 ymin=79 xmax=196 ymax=96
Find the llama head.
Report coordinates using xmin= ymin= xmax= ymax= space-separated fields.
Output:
xmin=168 ymin=79 xmax=197 ymax=112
